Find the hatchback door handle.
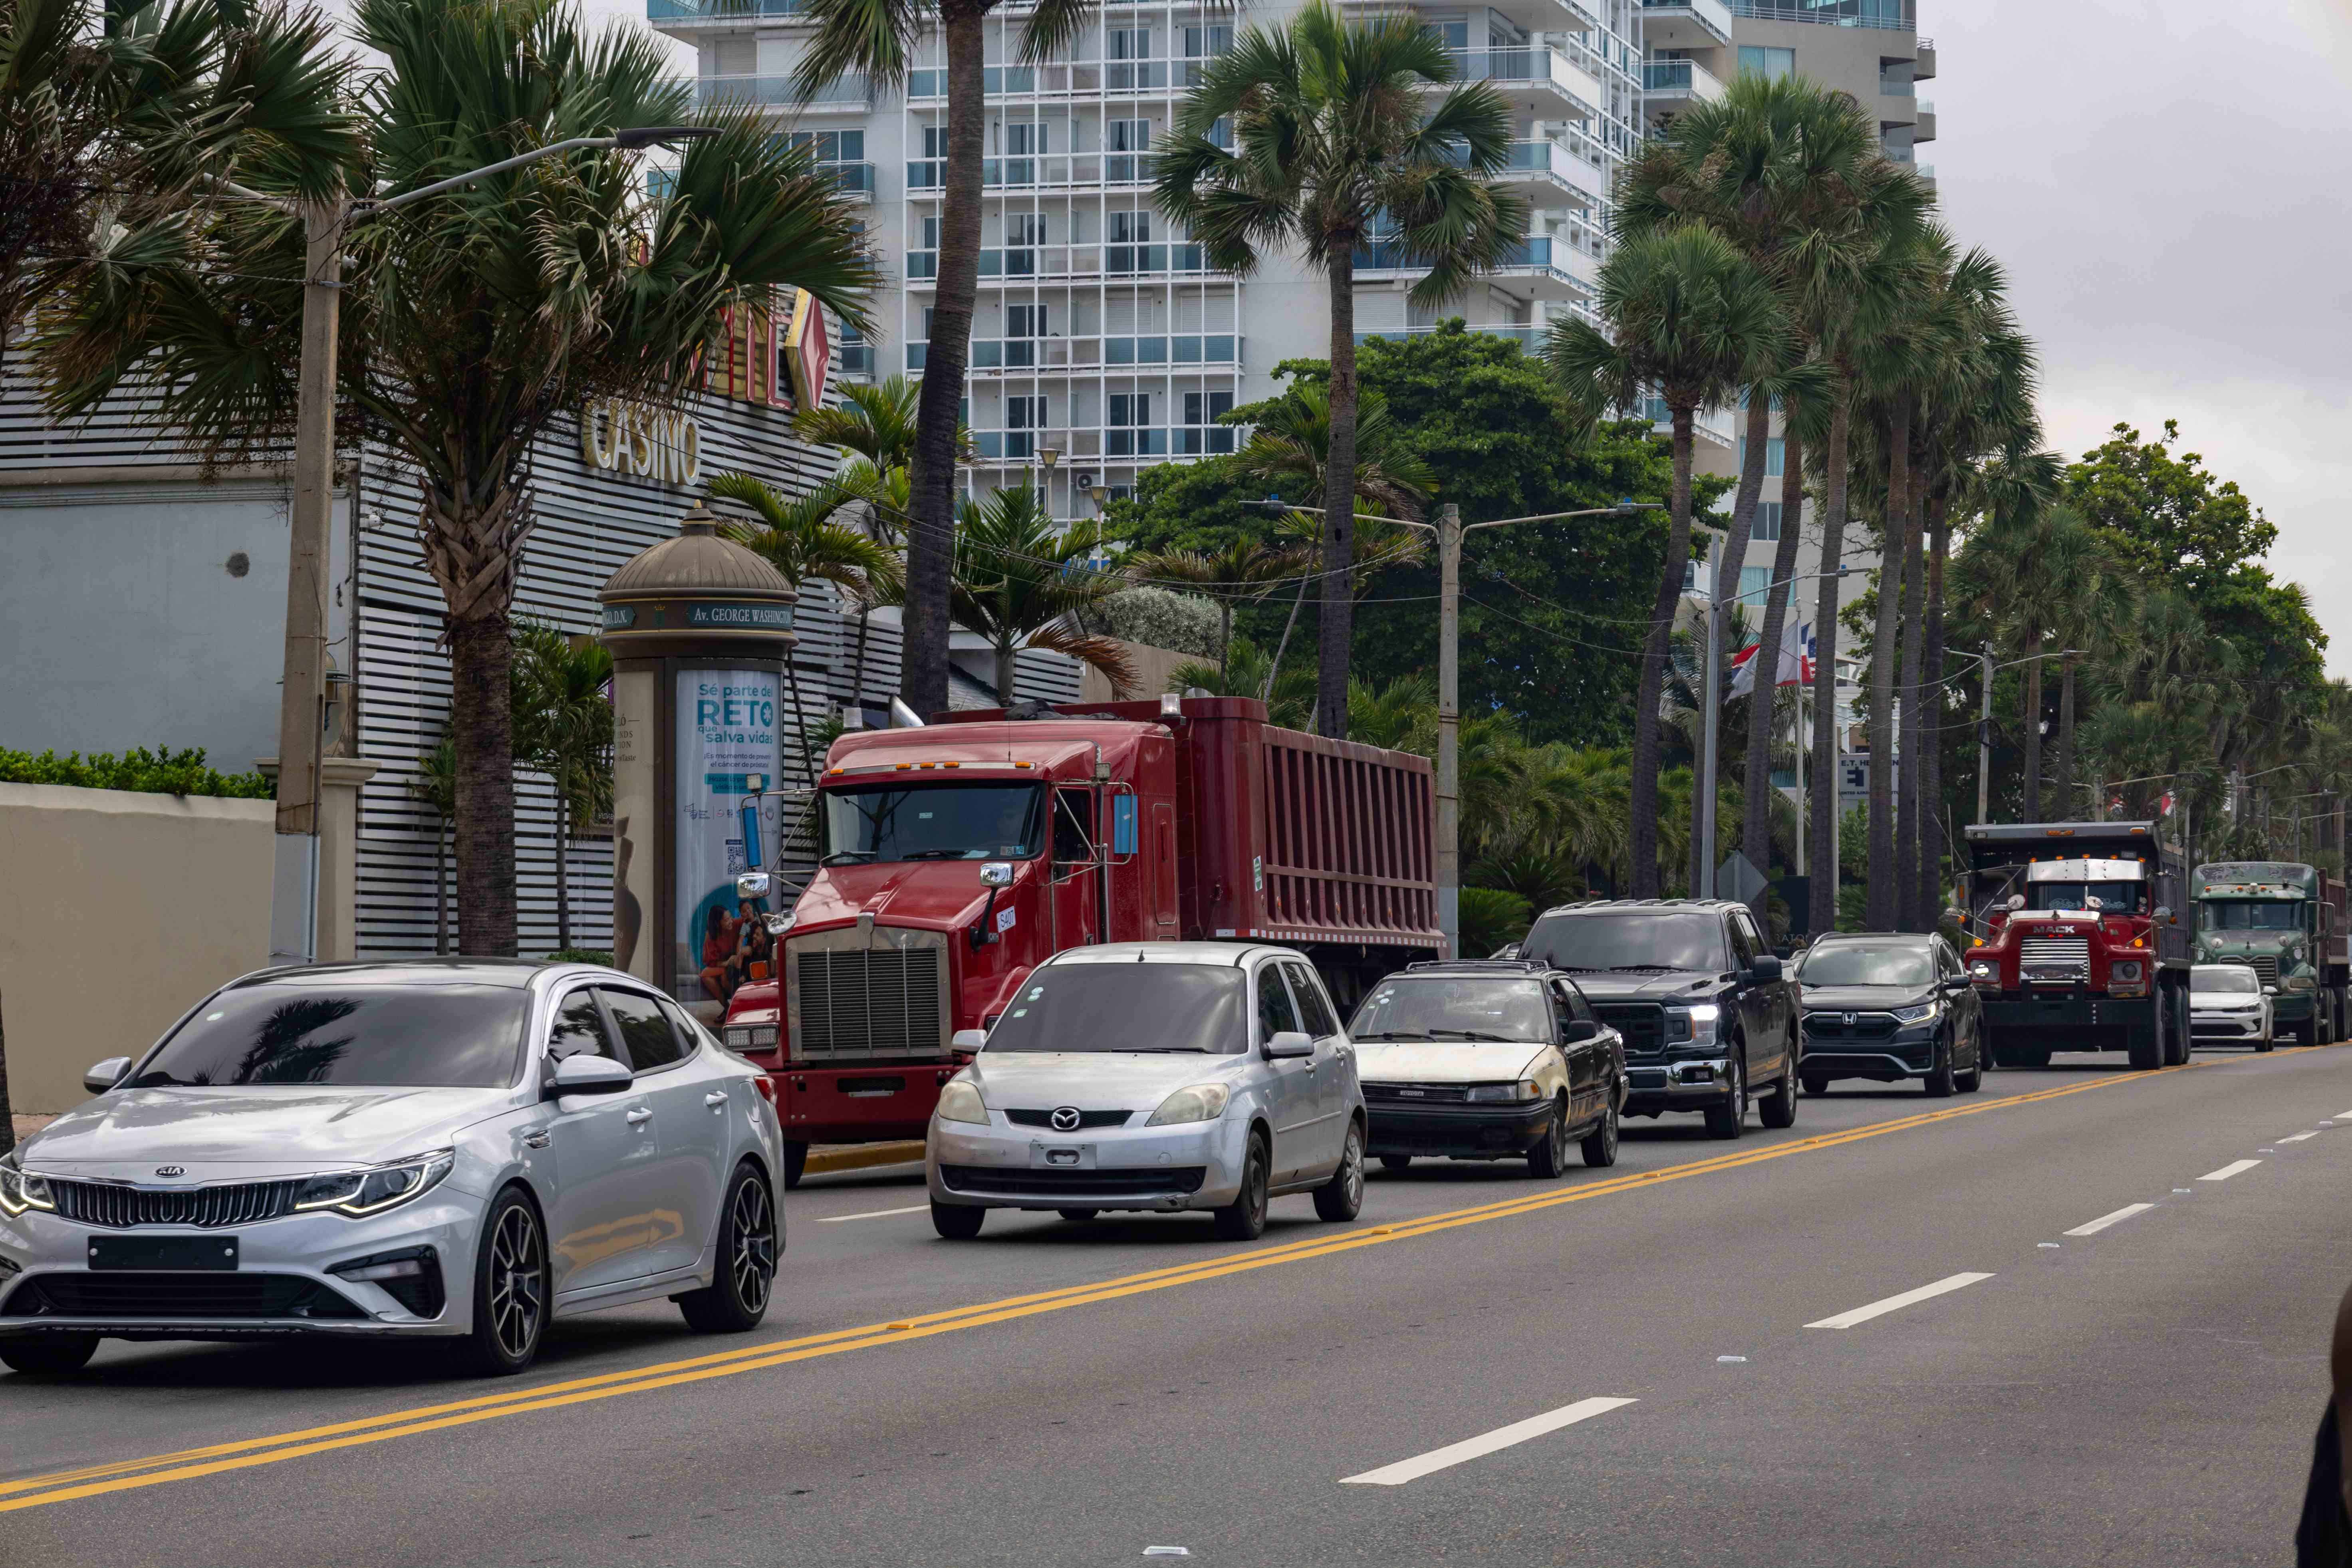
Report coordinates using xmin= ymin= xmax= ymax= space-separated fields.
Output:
xmin=626 ymin=1107 xmax=653 ymax=1125
xmin=705 ymin=1091 xmax=729 ymax=1108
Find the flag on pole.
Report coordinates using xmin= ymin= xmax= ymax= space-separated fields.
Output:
xmin=1729 ymin=619 xmax=1812 ymax=699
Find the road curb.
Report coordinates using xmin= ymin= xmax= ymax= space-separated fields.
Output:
xmin=804 ymin=1141 xmax=927 ymax=1175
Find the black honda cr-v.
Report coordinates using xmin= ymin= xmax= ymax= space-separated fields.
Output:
xmin=1514 ymin=899 xmax=1801 ymax=1139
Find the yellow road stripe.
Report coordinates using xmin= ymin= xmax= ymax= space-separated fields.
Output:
xmin=0 ymin=1050 xmax=2310 ymax=1514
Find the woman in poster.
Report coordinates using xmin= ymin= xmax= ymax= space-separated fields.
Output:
xmin=699 ymin=904 xmax=742 ymax=1004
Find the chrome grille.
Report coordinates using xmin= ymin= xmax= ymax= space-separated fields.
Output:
xmin=2019 ymin=937 xmax=2090 ymax=981
xmin=794 ymin=944 xmax=946 ymax=1059
xmin=48 ymin=1179 xmax=301 ymax=1229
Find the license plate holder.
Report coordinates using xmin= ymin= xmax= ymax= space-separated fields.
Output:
xmin=87 ymin=1235 xmax=238 ymax=1271
xmin=1030 ymin=1142 xmax=1095 ymax=1170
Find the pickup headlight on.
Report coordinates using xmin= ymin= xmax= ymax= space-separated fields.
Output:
xmin=1666 ymin=1003 xmax=1721 ymax=1046
xmin=0 ymin=1156 xmax=55 ymax=1217
xmin=292 ymin=1151 xmax=456 ymax=1218
xmin=1146 ymin=1083 xmax=1232 ymax=1125
xmin=935 ymin=1080 xmax=990 ymax=1125
xmin=1464 ymin=1080 xmax=1543 ymax=1103
xmin=1891 ymin=1001 xmax=1941 ymax=1024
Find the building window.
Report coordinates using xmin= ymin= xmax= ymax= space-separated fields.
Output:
xmin=1110 ymin=26 xmax=1151 ymax=59
xmin=923 ymin=125 xmax=949 ymax=159
xmin=1006 ymin=120 xmax=1048 ymax=156
xmin=1183 ymin=24 xmax=1230 ymax=57
xmin=1739 ymin=564 xmax=1772 ymax=603
xmin=1109 ymin=393 xmax=1149 ymax=427
xmin=1005 ymin=394 xmax=1046 ymax=460
xmin=1109 ymin=118 xmax=1151 ymax=152
xmin=1737 ymin=46 xmax=1794 ymax=81
xmin=1879 ymin=60 xmax=1913 ymax=97
xmin=1110 ymin=210 xmax=1151 ymax=243
xmin=1007 ymin=303 xmax=1048 ymax=338
xmin=1738 ymin=436 xmax=1785 ymax=478
xmin=1751 ymin=500 xmax=1782 ymax=543
xmin=1180 ymin=391 xmax=1235 ymax=454
xmin=921 ymin=216 xmax=941 ymax=250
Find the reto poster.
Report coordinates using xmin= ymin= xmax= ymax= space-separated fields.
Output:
xmin=674 ymin=669 xmax=783 ymax=1010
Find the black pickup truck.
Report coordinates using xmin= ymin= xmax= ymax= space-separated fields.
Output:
xmin=1514 ymin=899 xmax=1801 ymax=1139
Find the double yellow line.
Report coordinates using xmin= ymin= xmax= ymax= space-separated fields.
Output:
xmin=0 ymin=1055 xmax=2271 ymax=1513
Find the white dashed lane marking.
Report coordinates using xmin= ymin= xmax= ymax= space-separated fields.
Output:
xmin=1340 ymin=1398 xmax=1639 ymax=1485
xmin=2064 ymin=1203 xmax=2154 ymax=1237
xmin=1806 ymin=1272 xmax=1995 ymax=1330
xmin=814 ymin=1205 xmax=931 ymax=1223
xmin=2199 ymin=1159 xmax=2263 ymax=1182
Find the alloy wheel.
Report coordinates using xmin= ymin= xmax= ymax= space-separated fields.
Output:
xmin=730 ymin=1178 xmax=778 ymax=1314
xmin=487 ymin=1205 xmax=544 ymax=1364
xmin=1340 ymin=1130 xmax=1364 ymax=1211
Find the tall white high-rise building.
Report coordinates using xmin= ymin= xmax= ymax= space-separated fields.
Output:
xmin=650 ymin=0 xmax=1651 ymax=520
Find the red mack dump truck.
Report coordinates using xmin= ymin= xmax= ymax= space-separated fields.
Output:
xmin=721 ymin=696 xmax=1442 ymax=1185
xmin=1960 ymin=820 xmax=2193 ymax=1070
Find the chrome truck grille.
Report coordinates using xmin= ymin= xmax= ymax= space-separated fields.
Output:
xmin=2248 ymin=956 xmax=2281 ymax=985
xmin=787 ymin=927 xmax=951 ymax=1061
xmin=2019 ymin=937 xmax=2091 ymax=983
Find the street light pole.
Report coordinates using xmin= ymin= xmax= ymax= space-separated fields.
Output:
xmin=1976 ymin=640 xmax=1994 ymax=829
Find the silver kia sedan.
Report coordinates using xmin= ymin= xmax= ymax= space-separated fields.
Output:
xmin=925 ymin=943 xmax=1366 ymax=1241
xmin=0 ymin=961 xmax=784 ymax=1378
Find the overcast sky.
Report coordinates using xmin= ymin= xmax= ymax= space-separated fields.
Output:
xmin=581 ymin=0 xmax=2351 ymax=667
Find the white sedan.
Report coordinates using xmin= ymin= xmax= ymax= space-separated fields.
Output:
xmin=2189 ymin=963 xmax=2275 ymax=1052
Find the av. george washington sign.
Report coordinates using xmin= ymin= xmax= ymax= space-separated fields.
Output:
xmin=580 ymin=400 xmax=702 ymax=485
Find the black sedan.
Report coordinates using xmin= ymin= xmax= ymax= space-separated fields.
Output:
xmin=1795 ymin=932 xmax=1985 ymax=1097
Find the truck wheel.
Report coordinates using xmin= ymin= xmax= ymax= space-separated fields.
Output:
xmin=2127 ymin=1023 xmax=2162 ymax=1071
xmin=930 ymin=1201 xmax=986 ymax=1240
xmin=1703 ymin=1056 xmax=1747 ymax=1141
xmin=1527 ymin=1098 xmax=1570 ymax=1179
xmin=1923 ymin=1038 xmax=1956 ymax=1098
xmin=1758 ymin=1062 xmax=1798 ymax=1129
xmin=0 ymin=1334 xmax=100 ymax=1375
xmin=1314 ymin=1121 xmax=1366 ymax=1221
xmin=1213 ymin=1133 xmax=1272 ymax=1241
xmin=782 ymin=1141 xmax=808 ymax=1191
xmin=1580 ymin=1099 xmax=1620 ymax=1168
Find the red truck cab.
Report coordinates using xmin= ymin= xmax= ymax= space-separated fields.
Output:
xmin=722 ymin=697 xmax=1439 ymax=1183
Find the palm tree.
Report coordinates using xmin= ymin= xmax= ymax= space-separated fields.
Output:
xmin=511 ymin=623 xmax=615 ymax=956
xmin=36 ymin=0 xmax=878 ymax=956
xmin=1549 ymin=223 xmax=1791 ymax=898
xmin=949 ymin=485 xmax=1136 ymax=701
xmin=1167 ymin=635 xmax=1316 ymax=729
xmin=2036 ymin=509 xmax=2136 ymax=817
xmin=708 ymin=469 xmax=904 ymax=784
xmin=793 ymin=373 xmax=922 ymax=476
xmin=1125 ymin=538 xmax=1313 ymax=673
xmin=409 ymin=732 xmax=456 ymax=954
xmin=1159 ymin=0 xmax=1522 ymax=738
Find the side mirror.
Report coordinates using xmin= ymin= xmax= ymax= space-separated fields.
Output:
xmin=2154 ymin=905 xmax=2173 ymax=922
xmin=1746 ymin=954 xmax=1784 ymax=984
xmin=2264 ymin=984 xmax=2280 ymax=996
xmin=979 ymin=861 xmax=1014 ymax=887
xmin=951 ymin=1028 xmax=989 ymax=1052
xmin=1939 ymin=975 xmax=1972 ymax=994
xmin=83 ymin=1056 xmax=131 ymax=1095
xmin=548 ymin=1053 xmax=634 ymax=1099
xmin=1562 ymin=1019 xmax=1600 ymax=1045
xmin=1263 ymin=1030 xmax=1314 ymax=1060
xmin=736 ymin=872 xmax=772 ymax=902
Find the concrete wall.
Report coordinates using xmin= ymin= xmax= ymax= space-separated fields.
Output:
xmin=0 ymin=783 xmax=275 ymax=1113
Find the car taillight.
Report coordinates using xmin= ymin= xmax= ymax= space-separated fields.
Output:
xmin=750 ymin=1075 xmax=778 ymax=1108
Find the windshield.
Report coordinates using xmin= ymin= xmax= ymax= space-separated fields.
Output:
xmin=2029 ymin=881 xmax=2146 ymax=914
xmin=1522 ymin=912 xmax=1730 ymax=973
xmin=2200 ymin=901 xmax=2300 ymax=931
xmin=131 ymin=985 xmax=528 ymax=1088
xmin=1350 ymin=978 xmax=1551 ymax=1043
xmin=983 ymin=964 xmax=1248 ymax=1054
xmin=1798 ymin=945 xmax=1934 ymax=987
xmin=2193 ymin=967 xmax=2261 ymax=995
xmin=821 ymin=783 xmax=1044 ymax=866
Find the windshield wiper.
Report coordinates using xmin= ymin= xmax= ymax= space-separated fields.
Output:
xmin=1423 ymin=1029 xmax=1526 ymax=1043
xmin=1606 ymin=964 xmax=1684 ymax=973
xmin=1123 ymin=1046 xmax=1211 ymax=1053
xmin=820 ymin=850 xmax=877 ymax=865
xmin=899 ymin=848 xmax=977 ymax=861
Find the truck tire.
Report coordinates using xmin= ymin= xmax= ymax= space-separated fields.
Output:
xmin=2166 ymin=985 xmax=2193 ymax=1065
xmin=1527 ymin=1098 xmax=1570 ymax=1179
xmin=1703 ymin=1056 xmax=1746 ymax=1141
xmin=2128 ymin=1024 xmax=2161 ymax=1070
xmin=930 ymin=1200 xmax=986 ymax=1240
xmin=1213 ymin=1133 xmax=1272 ymax=1241
xmin=782 ymin=1141 xmax=808 ymax=1191
xmin=1923 ymin=1038 xmax=1956 ymax=1098
xmin=1314 ymin=1121 xmax=1366 ymax=1221
xmin=1758 ymin=1061 xmax=1798 ymax=1129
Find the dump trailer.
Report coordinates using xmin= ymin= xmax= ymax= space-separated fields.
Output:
xmin=719 ymin=696 xmax=1441 ymax=1183
xmin=1961 ymin=821 xmax=2192 ymax=1070
xmin=2189 ymin=861 xmax=2346 ymax=1044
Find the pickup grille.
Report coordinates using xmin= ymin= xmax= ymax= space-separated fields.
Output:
xmin=48 ymin=1178 xmax=300 ymax=1230
xmin=1592 ymin=1004 xmax=1666 ymax=1058
xmin=2019 ymin=937 xmax=2090 ymax=982
xmin=792 ymin=939 xmax=947 ymax=1060
xmin=1362 ymin=1083 xmax=1472 ymax=1104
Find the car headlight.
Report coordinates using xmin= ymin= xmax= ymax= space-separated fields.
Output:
xmin=1146 ymin=1082 xmax=1232 ymax=1126
xmin=0 ymin=1155 xmax=55 ymax=1218
xmin=724 ymin=1023 xmax=780 ymax=1050
xmin=935 ymin=1079 xmax=990 ymax=1125
xmin=292 ymin=1150 xmax=455 ymax=1218
xmin=1667 ymin=1003 xmax=1721 ymax=1045
xmin=1463 ymin=1079 xmax=1543 ymax=1103
xmin=1891 ymin=1001 xmax=1940 ymax=1024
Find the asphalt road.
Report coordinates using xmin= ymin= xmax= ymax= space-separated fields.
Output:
xmin=4 ymin=1042 xmax=2346 ymax=1568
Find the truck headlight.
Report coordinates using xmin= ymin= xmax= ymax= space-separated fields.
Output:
xmin=724 ymin=1023 xmax=780 ymax=1050
xmin=1891 ymin=1001 xmax=1940 ymax=1024
xmin=2109 ymin=961 xmax=2144 ymax=984
xmin=1667 ymin=1004 xmax=1721 ymax=1046
xmin=1969 ymin=961 xmax=1996 ymax=984
xmin=935 ymin=1080 xmax=990 ymax=1125
xmin=0 ymin=1156 xmax=55 ymax=1217
xmin=1146 ymin=1083 xmax=1232 ymax=1125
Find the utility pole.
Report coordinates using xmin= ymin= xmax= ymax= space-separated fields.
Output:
xmin=1976 ymin=640 xmax=1994 ymax=828
xmin=272 ymin=199 xmax=346 ymax=867
xmin=1699 ymin=592 xmax=1721 ymax=899
xmin=1435 ymin=502 xmax=1461 ymax=957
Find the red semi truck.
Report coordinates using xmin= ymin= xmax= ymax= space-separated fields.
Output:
xmin=719 ymin=696 xmax=1442 ymax=1185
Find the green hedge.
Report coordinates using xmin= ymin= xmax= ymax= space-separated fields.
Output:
xmin=0 ymin=747 xmax=274 ymax=799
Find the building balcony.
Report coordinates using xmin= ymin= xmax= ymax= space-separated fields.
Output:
xmin=1913 ymin=39 xmax=1936 ymax=79
xmin=1638 ymin=0 xmax=1733 ymax=50
xmin=1725 ymin=0 xmax=1914 ymax=27
xmin=648 ymin=0 xmax=805 ymax=23
xmin=686 ymin=72 xmax=870 ymax=111
xmin=1641 ymin=56 xmax=1728 ymax=112
xmin=1354 ymin=234 xmax=1593 ymax=302
xmin=907 ymin=334 xmax=1243 ymax=373
xmin=965 ymin=425 xmax=1240 ymax=464
xmin=838 ymin=342 xmax=874 ymax=379
xmin=1496 ymin=137 xmax=1608 ymax=208
xmin=1635 ymin=393 xmax=1736 ymax=451
xmin=908 ymin=58 xmax=1221 ymax=99
xmin=1446 ymin=48 xmax=1601 ymax=120
xmin=1913 ymin=101 xmax=1936 ymax=142
xmin=904 ymin=242 xmax=1224 ymax=287
xmin=1340 ymin=0 xmax=1606 ymax=46
xmin=905 ymin=153 xmax=1158 ymax=194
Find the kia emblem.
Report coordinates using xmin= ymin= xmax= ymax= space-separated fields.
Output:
xmin=154 ymin=1165 xmax=186 ymax=1179
xmin=1049 ymin=1106 xmax=1082 ymax=1132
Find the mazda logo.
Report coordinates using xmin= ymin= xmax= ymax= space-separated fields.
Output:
xmin=154 ymin=1166 xmax=186 ymax=1179
xmin=1049 ymin=1106 xmax=1082 ymax=1132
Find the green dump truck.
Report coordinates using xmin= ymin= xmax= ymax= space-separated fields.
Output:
xmin=2188 ymin=861 xmax=2348 ymax=1044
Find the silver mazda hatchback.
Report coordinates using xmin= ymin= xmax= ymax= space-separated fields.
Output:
xmin=0 ymin=961 xmax=784 ymax=1377
xmin=925 ymin=943 xmax=1366 ymax=1241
